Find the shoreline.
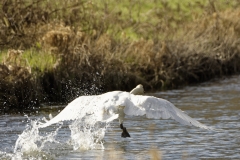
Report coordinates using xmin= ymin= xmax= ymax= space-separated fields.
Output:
xmin=0 ymin=1 xmax=240 ymax=113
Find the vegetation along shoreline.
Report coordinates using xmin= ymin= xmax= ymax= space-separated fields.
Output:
xmin=0 ymin=0 xmax=240 ymax=113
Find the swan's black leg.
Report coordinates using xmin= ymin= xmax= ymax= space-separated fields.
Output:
xmin=120 ymin=123 xmax=130 ymax=138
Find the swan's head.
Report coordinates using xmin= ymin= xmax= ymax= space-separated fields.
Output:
xmin=136 ymin=84 xmax=143 ymax=89
xmin=130 ymin=84 xmax=144 ymax=95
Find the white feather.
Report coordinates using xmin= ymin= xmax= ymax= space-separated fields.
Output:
xmin=40 ymin=91 xmax=212 ymax=130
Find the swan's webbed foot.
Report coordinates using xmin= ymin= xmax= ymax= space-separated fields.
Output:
xmin=120 ymin=123 xmax=130 ymax=138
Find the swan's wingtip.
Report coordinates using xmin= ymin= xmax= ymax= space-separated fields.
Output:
xmin=206 ymin=126 xmax=222 ymax=132
xmin=198 ymin=124 xmax=218 ymax=131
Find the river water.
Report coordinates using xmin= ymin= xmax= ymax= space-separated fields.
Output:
xmin=0 ymin=76 xmax=240 ymax=159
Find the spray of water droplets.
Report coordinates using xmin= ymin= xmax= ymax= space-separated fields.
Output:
xmin=69 ymin=117 xmax=108 ymax=150
xmin=11 ymin=114 xmax=109 ymax=159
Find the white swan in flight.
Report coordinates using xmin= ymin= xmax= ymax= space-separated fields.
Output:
xmin=40 ymin=84 xmax=212 ymax=137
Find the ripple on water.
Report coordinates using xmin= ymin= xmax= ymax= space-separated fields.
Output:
xmin=0 ymin=75 xmax=240 ymax=159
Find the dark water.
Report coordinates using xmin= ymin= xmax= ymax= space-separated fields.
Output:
xmin=0 ymin=76 xmax=240 ymax=159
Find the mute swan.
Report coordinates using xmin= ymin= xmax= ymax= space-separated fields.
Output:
xmin=40 ymin=85 xmax=212 ymax=138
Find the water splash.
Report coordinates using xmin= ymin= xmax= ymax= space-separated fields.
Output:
xmin=69 ymin=117 xmax=107 ymax=150
xmin=12 ymin=118 xmax=61 ymax=159
xmin=11 ymin=115 xmax=108 ymax=159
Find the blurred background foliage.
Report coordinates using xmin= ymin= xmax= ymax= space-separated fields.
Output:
xmin=0 ymin=0 xmax=240 ymax=112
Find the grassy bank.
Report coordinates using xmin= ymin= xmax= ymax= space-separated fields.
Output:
xmin=0 ymin=0 xmax=240 ymax=112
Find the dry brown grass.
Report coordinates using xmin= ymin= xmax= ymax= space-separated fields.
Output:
xmin=0 ymin=50 xmax=37 ymax=112
xmin=169 ymin=9 xmax=240 ymax=86
xmin=39 ymin=8 xmax=240 ymax=103
xmin=0 ymin=0 xmax=240 ymax=112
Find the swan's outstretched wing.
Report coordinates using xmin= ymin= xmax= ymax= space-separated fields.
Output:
xmin=40 ymin=96 xmax=91 ymax=127
xmin=40 ymin=91 xmax=211 ymax=130
xmin=39 ymin=92 xmax=121 ymax=128
xmin=124 ymin=95 xmax=212 ymax=130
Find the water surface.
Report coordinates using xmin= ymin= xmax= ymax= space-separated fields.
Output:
xmin=0 ymin=76 xmax=240 ymax=159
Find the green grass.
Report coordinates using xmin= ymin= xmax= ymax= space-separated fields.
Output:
xmin=22 ymin=49 xmax=56 ymax=73
xmin=85 ymin=0 xmax=239 ymax=41
xmin=0 ymin=50 xmax=7 ymax=62
xmin=0 ymin=49 xmax=56 ymax=73
xmin=0 ymin=0 xmax=239 ymax=73
xmin=1 ymin=0 xmax=240 ymax=111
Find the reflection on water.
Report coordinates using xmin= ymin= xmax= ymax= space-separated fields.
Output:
xmin=1 ymin=76 xmax=240 ymax=159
